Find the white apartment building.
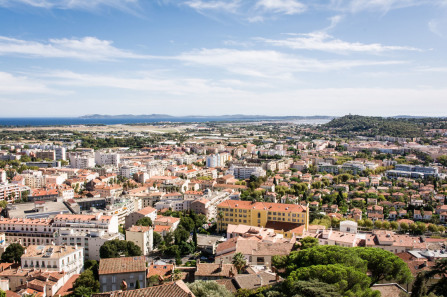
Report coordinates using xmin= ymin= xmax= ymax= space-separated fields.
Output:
xmin=69 ymin=153 xmax=95 ymax=169
xmin=0 ymin=182 xmax=27 ymax=202
xmin=95 ymin=151 xmax=120 ymax=167
xmin=52 ymin=214 xmax=119 ymax=234
xmin=206 ymin=153 xmax=232 ymax=168
xmin=55 ymin=228 xmax=120 ymax=261
xmin=0 ymin=218 xmax=55 ymax=246
xmin=29 ymin=144 xmax=67 ymax=161
xmin=119 ymin=165 xmax=139 ymax=179
xmin=0 ymin=170 xmax=6 ymax=183
xmin=227 ymin=165 xmax=266 ymax=179
xmin=21 ymin=245 xmax=84 ymax=276
xmin=21 ymin=170 xmax=45 ymax=189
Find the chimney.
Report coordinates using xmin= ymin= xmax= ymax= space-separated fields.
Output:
xmin=219 ymin=258 xmax=223 ymax=271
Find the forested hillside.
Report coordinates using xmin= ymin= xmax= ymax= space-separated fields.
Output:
xmin=323 ymin=115 xmax=425 ymax=138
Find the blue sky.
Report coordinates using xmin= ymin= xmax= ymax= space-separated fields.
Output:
xmin=0 ymin=0 xmax=446 ymax=117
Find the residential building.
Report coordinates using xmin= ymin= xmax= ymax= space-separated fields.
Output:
xmin=125 ymin=226 xmax=153 ymax=256
xmin=124 ymin=207 xmax=157 ymax=229
xmin=216 ymin=200 xmax=309 ymax=234
xmin=98 ymin=256 xmax=147 ymax=292
xmin=54 ymin=228 xmax=120 ymax=261
xmin=21 ymin=245 xmax=84 ymax=277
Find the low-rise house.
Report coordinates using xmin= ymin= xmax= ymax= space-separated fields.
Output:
xmin=413 ymin=210 xmax=423 ymax=221
xmin=398 ymin=209 xmax=407 ymax=218
xmin=195 ymin=262 xmax=236 ymax=281
xmin=98 ymin=256 xmax=147 ymax=292
xmin=146 ymin=263 xmax=174 ymax=284
xmin=196 ymin=234 xmax=225 ymax=255
xmin=388 ymin=211 xmax=397 ymax=220
xmin=215 ymin=237 xmax=294 ymax=269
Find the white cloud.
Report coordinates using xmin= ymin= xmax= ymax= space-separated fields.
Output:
xmin=44 ymin=70 xmax=250 ymax=97
xmin=0 ymin=72 xmax=65 ymax=94
xmin=0 ymin=0 xmax=139 ymax=11
xmin=257 ymin=32 xmax=421 ymax=54
xmin=255 ymin=0 xmax=306 ymax=15
xmin=177 ymin=48 xmax=405 ymax=78
xmin=320 ymin=0 xmax=443 ymax=13
xmin=0 ymin=36 xmax=150 ymax=60
xmin=183 ymin=0 xmax=240 ymax=13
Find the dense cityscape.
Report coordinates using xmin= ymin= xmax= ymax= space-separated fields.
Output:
xmin=1 ymin=0 xmax=447 ymax=296
xmin=0 ymin=116 xmax=445 ymax=296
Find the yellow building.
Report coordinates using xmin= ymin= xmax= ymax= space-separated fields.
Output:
xmin=217 ymin=200 xmax=309 ymax=236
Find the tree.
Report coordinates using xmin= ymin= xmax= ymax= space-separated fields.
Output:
xmin=232 ymin=252 xmax=246 ymax=273
xmin=147 ymin=275 xmax=160 ymax=287
xmin=192 ymin=228 xmax=198 ymax=248
xmin=135 ymin=280 xmax=140 ymax=289
xmin=300 ymin=236 xmax=319 ymax=250
xmin=428 ymin=224 xmax=438 ymax=233
xmin=411 ymin=273 xmax=428 ymax=297
xmin=425 ymin=258 xmax=447 ymax=295
xmin=70 ymin=286 xmax=93 ymax=297
xmin=153 ymin=232 xmax=162 ymax=248
xmin=174 ymin=226 xmax=190 ymax=245
xmin=374 ymin=220 xmax=383 ymax=229
xmin=364 ymin=219 xmax=373 ymax=229
xmin=0 ymin=289 xmax=5 ymax=297
xmin=437 ymin=155 xmax=447 ymax=167
xmin=390 ymin=221 xmax=399 ymax=230
xmin=1 ymin=243 xmax=25 ymax=263
xmin=180 ymin=216 xmax=196 ymax=232
xmin=382 ymin=221 xmax=391 ymax=230
xmin=73 ymin=270 xmax=100 ymax=293
xmin=135 ymin=217 xmax=152 ymax=227
xmin=288 ymin=264 xmax=372 ymax=296
xmin=99 ymin=240 xmax=142 ymax=258
xmin=354 ymin=247 xmax=412 ymax=285
xmin=400 ymin=222 xmax=409 ymax=231
xmin=188 ymin=280 xmax=233 ymax=297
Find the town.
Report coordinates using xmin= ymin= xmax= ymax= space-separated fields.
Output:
xmin=0 ymin=115 xmax=446 ymax=297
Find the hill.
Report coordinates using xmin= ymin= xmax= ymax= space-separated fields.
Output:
xmin=323 ymin=115 xmax=424 ymax=138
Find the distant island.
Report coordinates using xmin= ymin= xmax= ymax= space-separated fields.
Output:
xmin=79 ymin=114 xmax=335 ymax=120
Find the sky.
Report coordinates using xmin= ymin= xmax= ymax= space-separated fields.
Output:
xmin=0 ymin=0 xmax=447 ymax=117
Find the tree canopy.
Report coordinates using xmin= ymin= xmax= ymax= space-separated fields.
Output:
xmin=188 ymin=280 xmax=233 ymax=297
xmin=99 ymin=240 xmax=142 ymax=259
xmin=1 ymin=243 xmax=25 ymax=263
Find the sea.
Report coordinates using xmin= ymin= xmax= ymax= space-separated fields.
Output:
xmin=0 ymin=117 xmax=332 ymax=127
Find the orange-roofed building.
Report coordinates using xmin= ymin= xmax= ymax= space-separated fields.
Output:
xmin=216 ymin=200 xmax=309 ymax=234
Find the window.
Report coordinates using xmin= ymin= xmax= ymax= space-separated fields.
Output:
xmin=112 ymin=276 xmax=116 ymax=283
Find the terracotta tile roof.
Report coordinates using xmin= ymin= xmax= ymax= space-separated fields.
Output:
xmin=217 ymin=200 xmax=306 ymax=212
xmin=55 ymin=274 xmax=80 ymax=297
xmin=153 ymin=225 xmax=171 ymax=233
xmin=99 ymin=256 xmax=146 ymax=275
xmin=92 ymin=280 xmax=194 ymax=297
xmin=5 ymin=291 xmax=20 ymax=297
xmin=137 ymin=207 xmax=157 ymax=215
xmin=195 ymin=263 xmax=237 ymax=277
xmin=146 ymin=264 xmax=173 ymax=279
xmin=127 ymin=226 xmax=152 ymax=233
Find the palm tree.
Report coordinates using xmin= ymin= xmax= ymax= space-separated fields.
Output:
xmin=232 ymin=252 xmax=246 ymax=273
